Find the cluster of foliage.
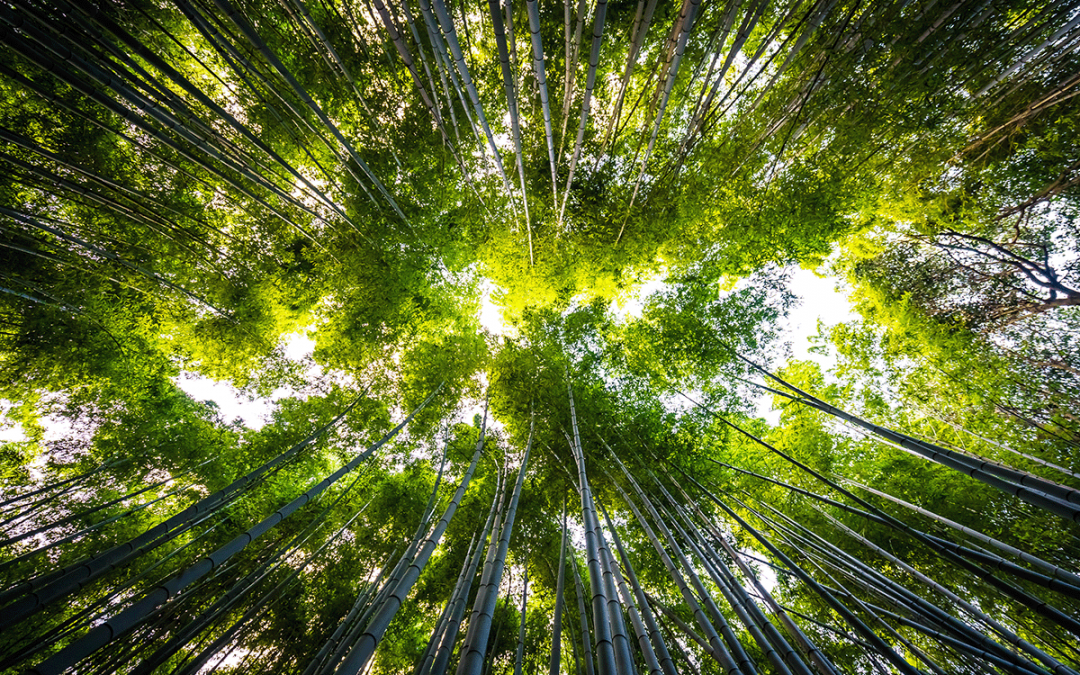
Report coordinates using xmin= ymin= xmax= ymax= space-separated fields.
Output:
xmin=0 ymin=0 xmax=1078 ymax=673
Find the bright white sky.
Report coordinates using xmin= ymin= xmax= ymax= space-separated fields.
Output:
xmin=1 ymin=267 xmax=856 ymax=438
xmin=759 ymin=265 xmax=859 ymax=422
xmin=782 ymin=266 xmax=859 ymax=363
xmin=611 ymin=265 xmax=857 ymax=357
xmin=175 ymin=373 xmax=277 ymax=430
xmin=470 ymin=264 xmax=857 ymax=429
xmin=174 ymin=331 xmax=318 ymax=430
xmin=601 ymin=264 xmax=857 ymax=424
xmin=478 ymin=278 xmax=507 ymax=336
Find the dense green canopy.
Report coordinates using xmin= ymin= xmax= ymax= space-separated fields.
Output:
xmin=0 ymin=0 xmax=1078 ymax=674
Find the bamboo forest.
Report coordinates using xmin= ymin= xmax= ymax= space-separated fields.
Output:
xmin=3 ymin=0 xmax=1080 ymax=673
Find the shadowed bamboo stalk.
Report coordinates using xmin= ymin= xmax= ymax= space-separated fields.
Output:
xmin=727 ymin=356 xmax=1080 ymax=520
xmin=128 ymin=465 xmax=375 ymax=675
xmin=558 ymin=0 xmax=588 ymax=166
xmin=601 ymin=493 xmax=679 ymax=675
xmin=414 ymin=533 xmax=478 ymax=675
xmin=68 ymin=0 xmax=362 ymax=227
xmin=0 ymin=510 xmax=231 ymax=668
xmin=0 ymin=457 xmax=213 ymax=557
xmin=609 ymin=452 xmax=754 ymax=674
xmin=489 ymin=0 xmax=533 ymax=264
xmin=616 ymin=0 xmax=700 ymax=244
xmin=210 ymin=0 xmax=409 ymax=224
xmin=681 ymin=387 xmax=1080 ymax=641
xmin=370 ymin=0 xmax=476 ymax=187
xmin=335 ymin=409 xmax=489 ymax=675
xmin=609 ymin=478 xmax=741 ymax=674
xmin=659 ymin=464 xmax=841 ymax=675
xmin=811 ymin=502 xmax=1077 ymax=674
xmin=174 ymin=505 xmax=370 ymax=675
xmin=566 ymin=380 xmax=618 ymax=675
xmin=0 ymin=388 xmax=371 ymax=627
xmin=571 ymin=552 xmax=597 ymax=675
xmin=558 ymin=0 xmax=608 ymax=226
xmin=514 ymin=559 xmax=528 ymax=675
xmin=175 ymin=0 xmax=380 ymax=212
xmin=677 ymin=437 xmax=1077 ymax=675
xmin=646 ymin=593 xmax=720 ymax=662
xmin=845 ymin=477 xmax=1080 ymax=587
xmin=597 ymin=501 xmax=669 ymax=675
xmin=595 ymin=500 xmax=634 ymax=675
xmin=430 ymin=0 xmax=519 ymax=214
xmin=428 ymin=470 xmax=506 ymax=675
xmin=0 ymin=2 xmax=345 ymax=246
xmin=921 ymin=411 xmax=1080 ymax=481
xmin=595 ymin=0 xmax=656 ymax=165
xmin=457 ymin=415 xmax=533 ymax=675
xmin=525 ymin=0 xmax=559 ymax=205
xmin=659 ymin=500 xmax=801 ymax=675
xmin=549 ymin=499 xmax=568 ymax=675
xmin=672 ymin=462 xmax=1048 ymax=675
xmin=26 ymin=384 xmax=444 ymax=675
